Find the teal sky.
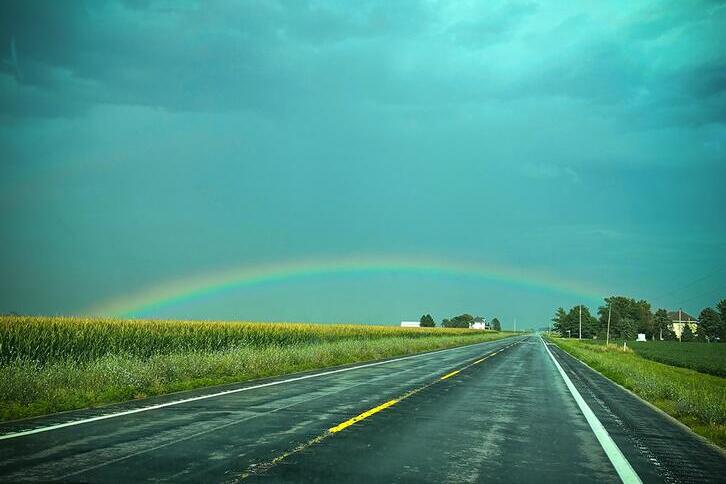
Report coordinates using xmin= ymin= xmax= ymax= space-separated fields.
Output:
xmin=1 ymin=1 xmax=724 ymax=328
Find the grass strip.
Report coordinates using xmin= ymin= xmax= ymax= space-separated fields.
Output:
xmin=548 ymin=337 xmax=726 ymax=449
xmin=0 ymin=332 xmax=513 ymax=422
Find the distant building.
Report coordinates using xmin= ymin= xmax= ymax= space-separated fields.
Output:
xmin=668 ymin=309 xmax=698 ymax=340
xmin=469 ymin=319 xmax=489 ymax=330
xmin=400 ymin=321 xmax=421 ymax=328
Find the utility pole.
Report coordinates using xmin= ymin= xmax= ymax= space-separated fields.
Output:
xmin=579 ymin=305 xmax=582 ymax=340
xmin=606 ymin=302 xmax=611 ymax=346
xmin=514 ymin=318 xmax=517 ymax=333
xmin=678 ymin=309 xmax=682 ymax=342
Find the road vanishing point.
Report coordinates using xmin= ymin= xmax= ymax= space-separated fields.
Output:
xmin=1 ymin=335 xmax=724 ymax=483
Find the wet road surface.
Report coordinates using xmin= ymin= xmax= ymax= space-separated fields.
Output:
xmin=1 ymin=335 xmax=724 ymax=483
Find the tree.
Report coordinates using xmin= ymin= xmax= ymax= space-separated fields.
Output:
xmin=598 ymin=303 xmax=619 ymax=339
xmin=653 ymin=309 xmax=675 ymax=341
xmin=599 ymin=296 xmax=653 ymax=339
xmin=491 ymin=317 xmax=501 ymax=331
xmin=451 ymin=313 xmax=474 ymax=328
xmin=681 ymin=322 xmax=695 ymax=342
xmin=567 ymin=305 xmax=598 ymax=339
xmin=442 ymin=313 xmax=475 ymax=328
xmin=717 ymin=299 xmax=726 ymax=342
xmin=697 ymin=308 xmax=720 ymax=342
xmin=634 ymin=299 xmax=654 ymax=338
xmin=419 ymin=314 xmax=435 ymax=327
xmin=552 ymin=307 xmax=572 ymax=336
xmin=616 ymin=317 xmax=636 ymax=340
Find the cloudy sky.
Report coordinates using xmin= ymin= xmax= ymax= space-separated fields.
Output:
xmin=1 ymin=1 xmax=724 ymax=327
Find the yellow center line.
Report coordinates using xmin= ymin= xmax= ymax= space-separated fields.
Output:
xmin=236 ymin=339 xmax=519 ymax=480
xmin=440 ymin=369 xmax=461 ymax=380
xmin=328 ymin=399 xmax=399 ymax=433
xmin=327 ymin=344 xmax=513 ymax=433
xmin=472 ymin=354 xmax=494 ymax=364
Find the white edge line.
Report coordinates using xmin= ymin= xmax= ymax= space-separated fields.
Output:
xmin=0 ymin=337 xmax=518 ymax=441
xmin=540 ymin=337 xmax=642 ymax=484
xmin=559 ymin=342 xmax=726 ymax=458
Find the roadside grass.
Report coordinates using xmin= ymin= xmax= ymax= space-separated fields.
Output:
xmin=0 ymin=316 xmax=514 ymax=422
xmin=548 ymin=337 xmax=726 ymax=449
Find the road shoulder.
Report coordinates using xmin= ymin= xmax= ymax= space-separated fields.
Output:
xmin=547 ymin=340 xmax=726 ymax=483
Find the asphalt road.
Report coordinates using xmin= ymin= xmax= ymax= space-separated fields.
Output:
xmin=1 ymin=335 xmax=724 ymax=483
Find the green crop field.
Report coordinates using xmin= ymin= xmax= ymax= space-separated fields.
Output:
xmin=628 ymin=342 xmax=726 ymax=377
xmin=549 ymin=338 xmax=726 ymax=448
xmin=568 ymin=339 xmax=726 ymax=378
xmin=0 ymin=316 xmax=514 ymax=422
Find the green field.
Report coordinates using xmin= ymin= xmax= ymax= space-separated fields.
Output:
xmin=549 ymin=338 xmax=726 ymax=448
xmin=566 ymin=339 xmax=726 ymax=377
xmin=0 ymin=316 xmax=514 ymax=422
xmin=628 ymin=341 xmax=726 ymax=377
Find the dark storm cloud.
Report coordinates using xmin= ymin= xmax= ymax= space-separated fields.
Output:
xmin=0 ymin=0 xmax=723 ymax=123
xmin=0 ymin=0 xmax=436 ymax=117
xmin=514 ymin=40 xmax=644 ymax=104
xmin=447 ymin=1 xmax=538 ymax=47
xmin=0 ymin=0 xmax=724 ymax=322
xmin=1 ymin=1 xmax=295 ymax=115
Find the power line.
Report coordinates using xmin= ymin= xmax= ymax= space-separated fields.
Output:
xmin=674 ymin=285 xmax=725 ymax=309
xmin=649 ymin=266 xmax=726 ymax=306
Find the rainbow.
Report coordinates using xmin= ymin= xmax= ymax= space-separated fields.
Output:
xmin=88 ymin=255 xmax=604 ymax=317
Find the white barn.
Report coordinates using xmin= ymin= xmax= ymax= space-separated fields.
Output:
xmin=400 ymin=321 xmax=421 ymax=328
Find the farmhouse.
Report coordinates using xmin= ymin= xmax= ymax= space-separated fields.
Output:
xmin=469 ymin=319 xmax=490 ymax=330
xmin=400 ymin=321 xmax=421 ymax=328
xmin=668 ymin=309 xmax=698 ymax=340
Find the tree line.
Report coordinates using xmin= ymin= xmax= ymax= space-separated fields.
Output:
xmin=551 ymin=296 xmax=726 ymax=342
xmin=419 ymin=313 xmax=502 ymax=330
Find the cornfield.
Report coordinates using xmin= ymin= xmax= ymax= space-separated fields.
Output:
xmin=0 ymin=315 xmax=510 ymax=421
xmin=0 ymin=316 xmax=485 ymax=365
